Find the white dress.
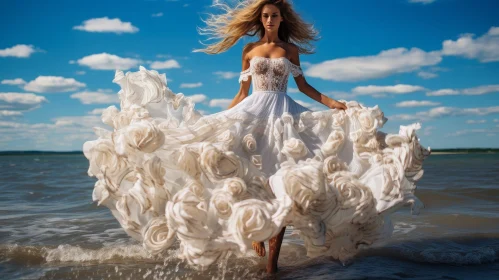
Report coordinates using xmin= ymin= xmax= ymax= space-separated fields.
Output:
xmin=83 ymin=56 xmax=431 ymax=269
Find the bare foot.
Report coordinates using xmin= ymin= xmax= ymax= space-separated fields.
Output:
xmin=252 ymin=241 xmax=266 ymax=257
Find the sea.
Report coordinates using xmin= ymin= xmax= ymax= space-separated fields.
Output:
xmin=1 ymin=153 xmax=498 ymax=279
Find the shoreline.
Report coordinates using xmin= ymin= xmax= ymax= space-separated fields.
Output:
xmin=431 ymin=152 xmax=498 ymax=155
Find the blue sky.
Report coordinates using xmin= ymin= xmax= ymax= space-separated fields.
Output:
xmin=0 ymin=0 xmax=498 ymax=151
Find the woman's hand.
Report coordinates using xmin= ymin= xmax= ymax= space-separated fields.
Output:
xmin=326 ymin=99 xmax=347 ymax=110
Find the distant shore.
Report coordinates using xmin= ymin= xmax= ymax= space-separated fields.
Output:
xmin=431 ymin=151 xmax=498 ymax=155
xmin=0 ymin=151 xmax=83 ymax=156
xmin=1 ymin=149 xmax=498 ymax=156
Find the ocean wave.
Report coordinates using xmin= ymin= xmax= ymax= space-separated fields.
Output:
xmin=0 ymin=244 xmax=161 ymax=265
xmin=2 ymin=236 xmax=498 ymax=267
xmin=362 ymin=236 xmax=499 ymax=266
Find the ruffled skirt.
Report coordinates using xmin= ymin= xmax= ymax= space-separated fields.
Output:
xmin=83 ymin=66 xmax=431 ymax=269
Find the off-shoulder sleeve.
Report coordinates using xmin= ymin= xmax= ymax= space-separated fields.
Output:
xmin=238 ymin=68 xmax=251 ymax=83
xmin=289 ymin=62 xmax=303 ymax=77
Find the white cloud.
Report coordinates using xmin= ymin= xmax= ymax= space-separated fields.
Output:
xmin=73 ymin=17 xmax=139 ymax=34
xmin=23 ymin=76 xmax=86 ymax=93
xmin=88 ymin=108 xmax=106 ymax=115
xmin=426 ymin=89 xmax=460 ymax=96
xmin=395 ymin=100 xmax=440 ymax=108
xmin=151 ymin=12 xmax=164 ymax=17
xmin=288 ymin=87 xmax=300 ymax=93
xmin=70 ymin=90 xmax=119 ymax=104
xmin=409 ymin=0 xmax=436 ymax=4
xmin=0 ymin=92 xmax=47 ymax=113
xmin=76 ymin=53 xmax=142 ymax=70
xmin=325 ymin=91 xmax=353 ymax=100
xmin=417 ymin=71 xmax=438 ymax=79
xmin=55 ymin=120 xmax=76 ymax=127
xmin=0 ymin=110 xmax=23 ymax=117
xmin=186 ymin=94 xmax=208 ymax=103
xmin=213 ymin=71 xmax=239 ymax=79
xmin=305 ymin=48 xmax=442 ymax=82
xmin=209 ymin=99 xmax=232 ymax=109
xmin=448 ymin=128 xmax=499 ymax=137
xmin=325 ymin=85 xmax=425 ymax=99
xmin=0 ymin=44 xmax=38 ymax=58
xmin=0 ymin=115 xmax=107 ymax=150
xmin=295 ymin=100 xmax=327 ymax=111
xmin=426 ymin=84 xmax=499 ymax=96
xmin=48 ymin=116 xmax=102 ymax=130
xmin=76 ymin=71 xmax=86 ymax=75
xmin=466 ymin=119 xmax=486 ymax=124
xmin=442 ymin=26 xmax=499 ymax=62
xmin=423 ymin=126 xmax=435 ymax=136
xmin=180 ymin=82 xmax=202 ymax=88
xmin=149 ymin=59 xmax=181 ymax=70
xmin=390 ymin=106 xmax=499 ymax=122
xmin=352 ymin=84 xmax=426 ymax=96
xmin=494 ymin=119 xmax=499 ymax=123
xmin=461 ymin=84 xmax=499 ymax=95
xmin=1 ymin=78 xmax=27 ymax=85
xmin=0 ymin=121 xmax=26 ymax=128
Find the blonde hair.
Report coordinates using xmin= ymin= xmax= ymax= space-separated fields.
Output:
xmin=194 ymin=0 xmax=319 ymax=54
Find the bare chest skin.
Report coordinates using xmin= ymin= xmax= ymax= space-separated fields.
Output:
xmin=246 ymin=42 xmax=291 ymax=61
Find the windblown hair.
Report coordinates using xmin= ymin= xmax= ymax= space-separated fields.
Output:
xmin=194 ymin=0 xmax=319 ymax=54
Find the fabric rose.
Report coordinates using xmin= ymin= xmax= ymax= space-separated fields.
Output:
xmin=329 ymin=172 xmax=377 ymax=224
xmin=242 ymin=133 xmax=257 ymax=153
xmin=282 ymin=158 xmax=325 ymax=214
xmin=101 ymin=106 xmax=119 ymax=128
xmin=321 ymin=129 xmax=345 ymax=157
xmin=176 ymin=146 xmax=201 ymax=179
xmin=281 ymin=112 xmax=294 ymax=125
xmin=117 ymin=121 xmax=165 ymax=154
xmin=142 ymin=217 xmax=175 ymax=255
xmin=185 ymin=178 xmax=205 ymax=199
xmin=250 ymin=155 xmax=262 ymax=170
xmin=332 ymin=110 xmax=346 ymax=127
xmin=229 ymin=200 xmax=277 ymax=250
xmin=210 ymin=189 xmax=234 ymax=219
xmin=357 ymin=106 xmax=385 ymax=135
xmin=223 ymin=177 xmax=247 ymax=198
xmin=112 ymin=111 xmax=133 ymax=130
xmin=282 ymin=138 xmax=308 ymax=160
xmin=199 ymin=144 xmax=242 ymax=182
xmin=166 ymin=188 xmax=208 ymax=238
xmin=84 ymin=139 xmax=130 ymax=192
xmin=323 ymin=155 xmax=348 ymax=181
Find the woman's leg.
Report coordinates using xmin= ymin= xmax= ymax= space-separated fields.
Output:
xmin=266 ymin=226 xmax=286 ymax=274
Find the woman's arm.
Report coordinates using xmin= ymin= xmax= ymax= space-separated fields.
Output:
xmin=227 ymin=47 xmax=252 ymax=109
xmin=289 ymin=45 xmax=347 ymax=110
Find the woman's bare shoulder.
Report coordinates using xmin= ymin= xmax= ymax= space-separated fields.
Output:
xmin=283 ymin=42 xmax=300 ymax=64
xmin=285 ymin=42 xmax=299 ymax=55
xmin=242 ymin=42 xmax=260 ymax=55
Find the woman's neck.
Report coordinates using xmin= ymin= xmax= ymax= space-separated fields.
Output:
xmin=260 ymin=32 xmax=281 ymax=44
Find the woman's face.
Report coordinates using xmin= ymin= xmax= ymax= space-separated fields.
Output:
xmin=261 ymin=4 xmax=283 ymax=32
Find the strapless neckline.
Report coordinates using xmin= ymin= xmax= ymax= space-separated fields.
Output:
xmin=249 ymin=56 xmax=301 ymax=67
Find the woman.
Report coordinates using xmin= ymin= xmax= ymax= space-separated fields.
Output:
xmin=83 ymin=0 xmax=430 ymax=275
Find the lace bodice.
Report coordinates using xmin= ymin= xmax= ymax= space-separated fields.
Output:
xmin=239 ymin=57 xmax=303 ymax=93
